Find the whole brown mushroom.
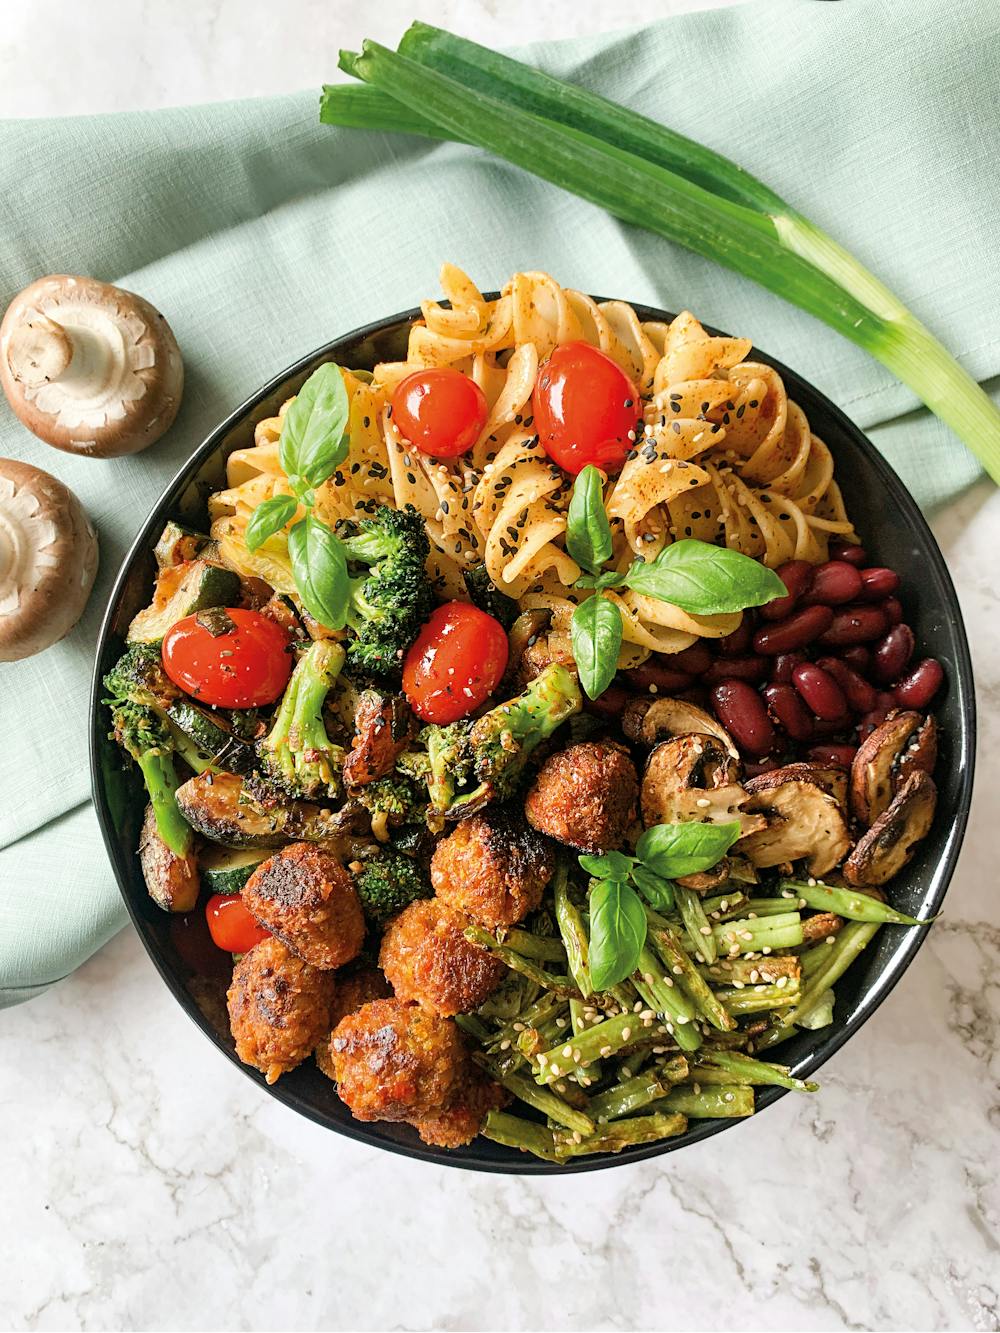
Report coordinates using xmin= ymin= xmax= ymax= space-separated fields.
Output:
xmin=0 ymin=457 xmax=99 ymax=661
xmin=0 ymin=275 xmax=183 ymax=457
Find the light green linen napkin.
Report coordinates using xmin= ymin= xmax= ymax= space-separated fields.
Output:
xmin=2 ymin=0 xmax=997 ymax=1006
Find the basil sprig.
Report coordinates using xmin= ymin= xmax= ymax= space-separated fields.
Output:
xmin=579 ymin=819 xmax=741 ymax=989
xmin=570 ymin=594 xmax=622 ymax=700
xmin=624 ymin=539 xmax=786 ymax=614
xmin=245 ymin=363 xmax=355 ymax=628
xmin=566 ymin=465 xmax=613 ymax=574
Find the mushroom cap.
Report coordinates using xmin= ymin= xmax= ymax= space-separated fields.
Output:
xmin=0 ymin=274 xmax=183 ymax=458
xmin=737 ymin=773 xmax=852 ymax=878
xmin=0 ymin=456 xmax=99 ymax=661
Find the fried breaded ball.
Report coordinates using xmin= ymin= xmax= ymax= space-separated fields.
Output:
xmin=242 ymin=842 xmax=365 ymax=970
xmin=315 ymin=965 xmax=393 ymax=1081
xmin=331 ymin=998 xmax=469 ymax=1123
xmin=379 ymin=898 xmax=506 ymax=1016
xmin=227 ymin=936 xmax=334 ymax=1084
xmin=414 ymin=1071 xmax=507 ymax=1148
xmin=525 ymin=740 xmax=638 ymax=853
xmin=431 ymin=808 xmax=555 ymax=930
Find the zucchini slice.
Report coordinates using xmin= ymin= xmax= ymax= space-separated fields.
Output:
xmin=154 ymin=521 xmax=209 ymax=569
xmin=167 ymin=699 xmax=256 ymax=775
xmin=128 ymin=559 xmax=241 ymax=643
xmin=199 ymin=844 xmax=269 ymax=895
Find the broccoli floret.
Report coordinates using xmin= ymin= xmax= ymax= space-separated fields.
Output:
xmin=339 ymin=504 xmax=435 ymax=681
xmin=462 ymin=564 xmax=519 ymax=630
xmin=103 ymin=646 xmax=192 ymax=856
xmin=353 ymin=847 xmax=432 ymax=925
xmin=355 ymin=772 xmax=426 ymax=835
xmin=422 ymin=720 xmax=475 ymax=813
xmin=466 ymin=663 xmax=582 ymax=803
xmin=256 ymin=640 xmax=346 ymax=800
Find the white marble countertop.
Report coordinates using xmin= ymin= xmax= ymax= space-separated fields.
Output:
xmin=2 ymin=3 xmax=999 ymax=1331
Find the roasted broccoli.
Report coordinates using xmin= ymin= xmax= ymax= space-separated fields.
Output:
xmin=353 ymin=847 xmax=432 ymax=925
xmin=103 ymin=645 xmax=192 ymax=856
xmin=354 ymin=772 xmax=426 ymax=838
xmin=463 ymin=563 xmax=519 ymax=630
xmin=423 ymin=720 xmax=475 ymax=813
xmin=256 ymin=640 xmax=346 ymax=800
xmin=339 ymin=504 xmax=435 ymax=681
xmin=463 ymin=663 xmax=581 ymax=807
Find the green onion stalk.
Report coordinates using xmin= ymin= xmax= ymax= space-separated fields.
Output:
xmin=323 ymin=25 xmax=1000 ymax=483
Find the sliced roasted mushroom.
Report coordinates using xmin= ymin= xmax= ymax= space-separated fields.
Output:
xmin=850 ymin=711 xmax=930 ymax=826
xmin=641 ymin=733 xmax=765 ymax=836
xmin=175 ymin=772 xmax=354 ymax=848
xmin=843 ymin=770 xmax=937 ymax=886
xmin=622 ymin=696 xmax=739 ymax=758
xmin=0 ymin=457 xmax=99 ymax=661
xmin=138 ymin=802 xmax=199 ymax=912
xmin=893 ymin=714 xmax=938 ymax=789
xmin=1 ymin=274 xmax=183 ymax=457
xmin=676 ymin=861 xmax=731 ymax=893
xmin=749 ymin=761 xmax=849 ymax=813
xmin=737 ymin=772 xmax=852 ymax=877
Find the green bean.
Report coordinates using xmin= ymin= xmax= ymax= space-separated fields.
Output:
xmin=569 ymin=998 xmax=602 ymax=1086
xmin=701 ymin=955 xmax=801 ymax=986
xmin=536 ymin=1010 xmax=662 ymax=1083
xmin=632 ymin=944 xmax=703 ymax=1052
xmin=645 ymin=918 xmax=734 ymax=1034
xmin=793 ymin=987 xmax=836 ymax=1030
xmin=588 ymin=1070 xmax=671 ymax=1121
xmin=482 ymin=1111 xmax=560 ymax=1162
xmin=503 ymin=928 xmax=568 ymax=961
xmin=553 ymin=865 xmax=593 ymax=996
xmin=781 ymin=921 xmax=880 ymax=1028
xmin=780 ymin=879 xmax=932 ymax=926
xmin=701 ymin=889 xmax=750 ymax=921
xmin=464 ymin=924 xmax=582 ymax=999
xmin=674 ymin=883 xmax=718 ymax=964
xmin=477 ymin=1057 xmax=595 ymax=1136
xmin=454 ymin=1013 xmax=492 ymax=1042
xmin=717 ymin=979 xmax=800 ymax=1015
xmin=712 ymin=913 xmax=803 ymax=955
xmin=553 ymin=1112 xmax=687 ymax=1157
xmin=695 ymin=1048 xmax=818 ymax=1092
xmin=656 ymin=1084 xmax=755 ymax=1118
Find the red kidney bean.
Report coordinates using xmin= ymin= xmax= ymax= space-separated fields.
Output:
xmin=744 ymin=758 xmax=782 ymax=777
xmin=816 ymin=655 xmax=877 ymax=713
xmin=717 ymin=617 xmax=755 ymax=657
xmin=675 ymin=686 xmax=711 ymax=710
xmin=792 ymin=662 xmax=849 ymax=721
xmin=762 ymin=683 xmax=815 ymax=741
xmin=893 ymin=658 xmax=944 ymax=708
xmin=818 ymin=604 xmax=889 ymax=647
xmin=812 ymin=715 xmax=852 ymax=737
xmin=703 ymin=655 xmax=769 ymax=685
xmin=839 ymin=645 xmax=872 ymax=674
xmin=857 ymin=707 xmax=891 ymax=739
xmin=807 ymin=743 xmax=857 ymax=767
xmin=857 ymin=567 xmax=900 ymax=602
xmin=875 ymin=689 xmax=898 ymax=711
xmin=667 ymin=643 xmax=714 ymax=676
xmin=829 ymin=542 xmax=868 ymax=567
xmin=584 ymin=684 xmax=628 ymax=718
xmin=624 ymin=662 xmax=694 ymax=694
xmin=881 ymin=596 xmax=903 ymax=627
xmin=753 ymin=604 xmax=834 ymax=654
xmin=710 ymin=681 xmax=776 ymax=757
xmin=801 ymin=560 xmax=863 ymax=606
xmin=771 ymin=651 xmax=807 ymax=684
xmin=759 ymin=560 xmax=813 ymax=622
xmin=872 ymin=624 xmax=915 ymax=684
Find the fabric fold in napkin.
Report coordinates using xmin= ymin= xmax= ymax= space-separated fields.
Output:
xmin=2 ymin=0 xmax=997 ymax=1005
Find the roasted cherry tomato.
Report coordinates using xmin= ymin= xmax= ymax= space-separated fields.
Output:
xmin=205 ymin=894 xmax=270 ymax=954
xmin=391 ymin=367 xmax=488 ymax=459
xmin=533 ymin=341 xmax=639 ymax=475
xmin=162 ymin=608 xmax=292 ymax=708
xmin=402 ymin=601 xmax=509 ymax=723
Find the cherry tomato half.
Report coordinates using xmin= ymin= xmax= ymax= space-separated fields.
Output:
xmin=162 ymin=608 xmax=292 ymax=708
xmin=391 ymin=367 xmax=488 ymax=459
xmin=533 ymin=341 xmax=639 ymax=476
xmin=205 ymin=894 xmax=270 ymax=954
xmin=402 ymin=601 xmax=509 ymax=723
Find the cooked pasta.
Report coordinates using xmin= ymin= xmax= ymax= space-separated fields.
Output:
xmin=208 ymin=266 xmax=858 ymax=662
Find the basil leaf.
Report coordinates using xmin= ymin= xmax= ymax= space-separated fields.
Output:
xmin=245 ymin=494 xmax=299 ymax=553
xmin=278 ymin=363 xmax=351 ymax=491
xmin=630 ymin=865 xmax=675 ymax=911
xmin=574 ymin=570 xmax=626 ymax=591
xmin=623 ymin=538 xmax=787 ymax=614
xmin=578 ymin=850 xmax=634 ymax=881
xmin=588 ymin=879 xmax=647 ymax=991
xmin=635 ymin=820 xmax=742 ymax=879
xmin=566 ymin=465 xmax=613 ymax=575
xmin=287 ymin=515 xmax=350 ymax=629
xmin=570 ymin=596 xmax=623 ymax=700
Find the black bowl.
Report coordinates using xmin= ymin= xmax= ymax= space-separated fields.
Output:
xmin=90 ymin=300 xmax=976 ymax=1173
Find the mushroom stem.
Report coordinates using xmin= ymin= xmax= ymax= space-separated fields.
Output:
xmin=6 ymin=316 xmax=73 ymax=388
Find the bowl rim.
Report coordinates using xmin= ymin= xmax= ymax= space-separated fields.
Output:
xmin=89 ymin=297 xmax=977 ymax=1174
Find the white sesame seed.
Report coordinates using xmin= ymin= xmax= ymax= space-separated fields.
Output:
xmin=696 ymin=797 xmax=711 ymax=809
xmin=634 ymin=1001 xmax=643 ymax=1013
xmin=762 ymin=945 xmax=773 ymax=955
xmin=499 ymin=1039 xmax=511 ymax=1050
xmin=724 ymin=1091 xmax=735 ymax=1103
xmin=826 ymin=935 xmax=837 ymax=945
xmin=555 ymin=1017 xmax=567 ymax=1028
xmin=512 ymin=1022 xmax=525 ymax=1032
xmin=621 ymin=1026 xmax=632 ymax=1041
xmin=562 ymin=1044 xmax=573 ymax=1058
xmin=693 ymin=1082 xmax=701 ymax=1095
xmin=699 ymin=925 xmax=712 ymax=936
xmin=807 ymin=876 xmax=817 ymax=887
xmin=776 ymin=976 xmax=788 ymax=989
xmin=600 ymin=1045 xmax=613 ymax=1058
